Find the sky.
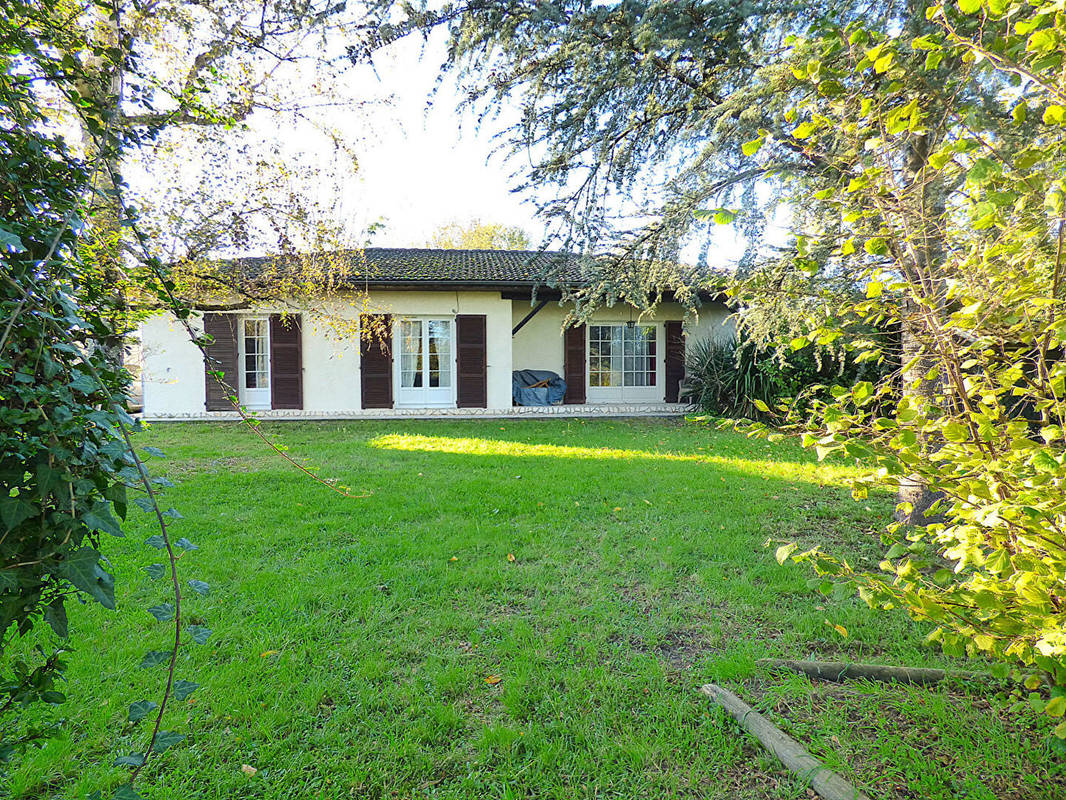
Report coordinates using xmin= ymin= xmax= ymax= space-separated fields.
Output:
xmin=342 ymin=34 xmax=548 ymax=248
xmin=124 ymin=21 xmax=764 ymax=264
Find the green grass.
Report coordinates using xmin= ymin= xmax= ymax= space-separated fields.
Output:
xmin=5 ymin=418 xmax=1061 ymax=799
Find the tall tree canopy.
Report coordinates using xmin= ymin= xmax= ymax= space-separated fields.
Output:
xmin=427 ymin=219 xmax=531 ymax=249
xmin=353 ymin=0 xmax=933 ymax=305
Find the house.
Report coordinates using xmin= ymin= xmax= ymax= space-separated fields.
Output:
xmin=136 ymin=248 xmax=734 ymax=420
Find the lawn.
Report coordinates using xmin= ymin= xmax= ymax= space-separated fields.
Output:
xmin=6 ymin=418 xmax=1060 ymax=799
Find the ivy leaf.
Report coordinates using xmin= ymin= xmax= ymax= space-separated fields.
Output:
xmin=1026 ymin=29 xmax=1057 ymax=54
xmin=69 ymin=371 xmax=97 ymax=394
xmin=143 ymin=563 xmax=166 ymax=579
xmin=176 ymin=538 xmax=198 ymax=551
xmin=128 ymin=700 xmax=157 ymax=723
xmin=174 ymin=680 xmax=200 ymax=701
xmin=152 ymin=731 xmax=185 ymax=753
xmin=57 ymin=547 xmax=115 ymax=610
xmin=133 ymin=496 xmax=156 ymax=512
xmin=0 ymin=496 xmax=36 ymax=532
xmin=187 ymin=580 xmax=210 ymax=597
xmin=0 ymin=226 xmax=26 ymax=253
xmin=139 ymin=650 xmax=170 ymax=668
xmin=44 ymin=598 xmax=68 ymax=639
xmin=147 ymin=603 xmax=175 ymax=622
xmin=163 ymin=507 xmax=183 ymax=519
xmin=187 ymin=625 xmax=212 ymax=644
xmin=83 ymin=503 xmax=124 ymax=537
xmin=864 ymin=237 xmax=888 ymax=255
xmin=142 ymin=447 xmax=166 ymax=459
xmin=145 ymin=535 xmax=166 ymax=549
xmin=1044 ymin=105 xmax=1066 ymax=126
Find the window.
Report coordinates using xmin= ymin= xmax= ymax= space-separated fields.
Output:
xmin=589 ymin=324 xmax=656 ymax=387
xmin=243 ymin=319 xmax=269 ymax=388
xmin=399 ymin=319 xmax=423 ymax=388
xmin=427 ymin=320 xmax=452 ymax=388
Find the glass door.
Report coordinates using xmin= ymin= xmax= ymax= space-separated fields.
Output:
xmin=240 ymin=317 xmax=271 ymax=409
xmin=396 ymin=318 xmax=454 ymax=407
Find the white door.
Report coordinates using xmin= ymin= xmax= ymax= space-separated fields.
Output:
xmin=239 ymin=317 xmax=271 ymax=409
xmin=396 ymin=318 xmax=455 ymax=407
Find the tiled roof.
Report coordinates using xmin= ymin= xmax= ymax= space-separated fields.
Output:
xmin=231 ymin=248 xmax=588 ymax=286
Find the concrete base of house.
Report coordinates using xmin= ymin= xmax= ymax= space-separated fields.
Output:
xmin=142 ymin=403 xmax=692 ymax=422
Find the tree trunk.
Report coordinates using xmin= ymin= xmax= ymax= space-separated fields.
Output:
xmin=896 ymin=302 xmax=943 ymax=525
xmin=74 ymin=13 xmax=129 ymax=375
xmin=895 ymin=133 xmax=945 ymax=526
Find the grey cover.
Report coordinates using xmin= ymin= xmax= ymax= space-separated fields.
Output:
xmin=512 ymin=369 xmax=567 ymax=406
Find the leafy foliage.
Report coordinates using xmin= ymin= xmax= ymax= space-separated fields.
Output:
xmin=1 ymin=2 xmax=211 ymax=792
xmin=362 ymin=0 xmax=1066 ymax=734
xmin=427 ymin=219 xmax=532 ymax=250
xmin=682 ymin=334 xmax=888 ymax=419
xmin=728 ymin=0 xmax=1066 ymax=733
xmin=0 ymin=0 xmax=132 ymax=753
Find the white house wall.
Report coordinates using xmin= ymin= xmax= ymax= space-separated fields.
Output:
xmin=139 ymin=290 xmax=734 ymax=420
xmin=140 ymin=312 xmax=207 ymax=417
xmin=510 ymin=298 xmax=736 ymax=377
xmin=138 ymin=290 xmax=513 ymax=419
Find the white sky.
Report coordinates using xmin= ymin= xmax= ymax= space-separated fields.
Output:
xmin=124 ymin=25 xmax=771 ymax=264
xmin=312 ymin=32 xmax=550 ymax=248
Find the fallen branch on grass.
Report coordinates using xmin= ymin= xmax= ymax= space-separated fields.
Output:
xmin=699 ymin=683 xmax=872 ymax=800
xmin=757 ymin=659 xmax=994 ymax=686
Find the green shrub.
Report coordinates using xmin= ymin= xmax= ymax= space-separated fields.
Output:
xmin=682 ymin=335 xmax=886 ymax=419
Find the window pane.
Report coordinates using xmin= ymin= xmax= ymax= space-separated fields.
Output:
xmin=243 ymin=319 xmax=268 ymax=389
xmin=400 ymin=320 xmax=422 ymax=388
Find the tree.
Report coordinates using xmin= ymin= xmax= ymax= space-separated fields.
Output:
xmin=750 ymin=1 xmax=1066 ymax=733
xmin=427 ymin=219 xmax=531 ymax=249
xmin=42 ymin=0 xmax=371 ymax=357
xmin=1 ymin=0 xmax=172 ymax=767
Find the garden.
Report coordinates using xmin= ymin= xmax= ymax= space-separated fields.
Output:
xmin=6 ymin=420 xmax=1056 ymax=799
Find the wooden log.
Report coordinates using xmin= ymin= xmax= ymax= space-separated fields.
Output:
xmin=700 ymin=683 xmax=872 ymax=800
xmin=757 ymin=658 xmax=993 ymax=686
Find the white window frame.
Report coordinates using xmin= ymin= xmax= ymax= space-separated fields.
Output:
xmin=586 ymin=322 xmax=663 ymax=403
xmin=393 ymin=316 xmax=457 ymax=408
xmin=238 ymin=316 xmax=272 ymax=410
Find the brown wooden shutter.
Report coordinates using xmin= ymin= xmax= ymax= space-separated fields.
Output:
xmin=203 ymin=313 xmax=238 ymax=411
xmin=563 ymin=324 xmax=586 ymax=404
xmin=360 ymin=314 xmax=393 ymax=409
xmin=664 ymin=321 xmax=685 ymax=403
xmin=270 ymin=314 xmax=303 ymax=410
xmin=456 ymin=314 xmax=487 ymax=408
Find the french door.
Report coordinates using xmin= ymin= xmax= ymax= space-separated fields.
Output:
xmin=396 ymin=318 xmax=455 ymax=407
xmin=239 ymin=317 xmax=271 ymax=409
